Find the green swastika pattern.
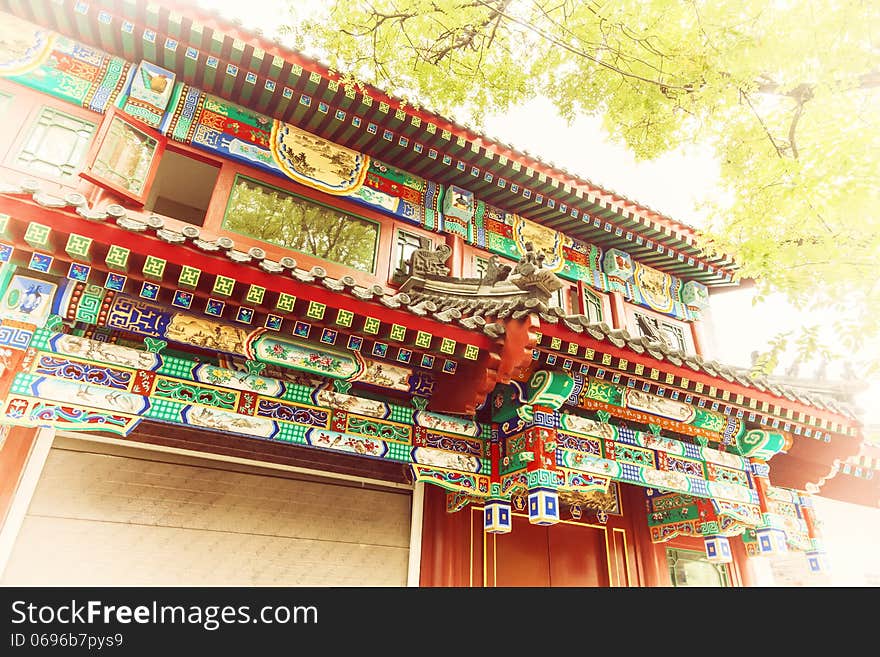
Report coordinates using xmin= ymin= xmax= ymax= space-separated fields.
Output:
xmin=24 ymin=222 xmax=51 ymax=248
xmin=281 ymin=383 xmax=313 ymax=405
xmin=389 ymin=324 xmax=406 ymax=341
xmin=363 ymin=317 xmax=380 ymax=334
xmin=386 ymin=442 xmax=411 ymax=462
xmin=415 ymin=331 xmax=432 ymax=349
xmin=389 ymin=404 xmax=413 ymax=425
xmin=65 ymin=234 xmax=92 ymax=260
xmin=0 ymin=214 xmax=9 ymax=237
xmin=212 ymin=275 xmax=236 ymax=297
xmin=145 ymin=398 xmax=185 ymax=423
xmin=335 ymin=309 xmax=353 ymax=327
xmin=105 ymin=245 xmax=130 ymax=271
xmin=178 ymin=266 xmax=201 ymax=289
xmin=276 ymin=293 xmax=296 ymax=312
xmin=156 ymin=355 xmax=196 ymax=380
xmin=142 ymin=255 xmax=167 ymax=281
xmin=464 ymin=345 xmax=479 ymax=360
xmin=306 ymin=301 xmax=325 ymax=320
xmin=440 ymin=338 xmax=456 ymax=354
xmin=245 ymin=285 xmax=265 ymax=305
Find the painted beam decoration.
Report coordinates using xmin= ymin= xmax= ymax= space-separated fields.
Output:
xmin=64 ymin=291 xmax=423 ymax=393
xmin=3 ymin=326 xmax=492 ymax=480
xmin=0 ymin=13 xmax=130 ymax=112
xmin=473 ymin=371 xmax=762 ymax=533
xmin=566 ymin=373 xmax=744 ymax=444
xmin=0 ymin=13 xmax=704 ymax=323
xmin=163 ymin=86 xmax=442 ymax=227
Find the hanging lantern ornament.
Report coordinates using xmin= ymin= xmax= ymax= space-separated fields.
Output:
xmin=484 ymin=498 xmax=512 ymax=535
xmin=528 ymin=487 xmax=559 ymax=526
xmin=703 ymin=535 xmax=733 ymax=564
xmin=755 ymin=527 xmax=788 ymax=555
xmin=806 ymin=550 xmax=831 ymax=574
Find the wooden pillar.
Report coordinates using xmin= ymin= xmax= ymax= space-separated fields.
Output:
xmin=0 ymin=426 xmax=54 ymax=577
xmin=444 ymin=233 xmax=465 ymax=279
xmin=406 ymin=482 xmax=425 ymax=587
xmin=608 ymin=291 xmax=627 ymax=330
xmin=418 ymin=484 xmax=471 ymax=586
xmin=621 ymin=483 xmax=668 ymax=587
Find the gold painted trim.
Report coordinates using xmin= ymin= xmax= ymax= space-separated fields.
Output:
xmin=478 ymin=508 xmax=611 ymax=587
xmin=612 ymin=527 xmax=632 ymax=586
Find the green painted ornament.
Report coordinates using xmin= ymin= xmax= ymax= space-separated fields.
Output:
xmin=245 ymin=359 xmax=266 ymax=376
xmin=332 ymin=379 xmax=352 ymax=393
xmin=144 ymin=338 xmax=167 ymax=353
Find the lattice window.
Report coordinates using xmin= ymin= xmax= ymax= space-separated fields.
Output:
xmin=473 ymin=255 xmax=489 ymax=279
xmin=0 ymin=91 xmax=12 ymax=118
xmin=396 ymin=229 xmax=433 ymax=276
xmin=15 ymin=106 xmax=96 ymax=180
xmin=582 ymin=287 xmax=604 ymax=324
xmin=667 ymin=547 xmax=730 ymax=587
xmin=633 ymin=310 xmax=693 ymax=354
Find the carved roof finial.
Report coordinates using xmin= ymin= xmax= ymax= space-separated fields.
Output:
xmin=406 ymin=243 xmax=452 ymax=278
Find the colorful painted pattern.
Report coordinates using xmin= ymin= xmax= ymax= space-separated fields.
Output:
xmin=0 ymin=14 xmax=130 ymax=112
xmin=4 ymin=331 xmax=494 ymax=498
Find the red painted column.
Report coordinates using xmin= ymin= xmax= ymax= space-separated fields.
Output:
xmin=419 ymin=484 xmax=472 ymax=586
xmin=622 ymin=484 xmax=668 ymax=587
xmin=609 ymin=291 xmax=627 ymax=330
xmin=444 ymin=233 xmax=465 ymax=278
xmin=0 ymin=426 xmax=40 ymax=530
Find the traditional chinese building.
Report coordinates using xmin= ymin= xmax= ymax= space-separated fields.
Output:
xmin=0 ymin=0 xmax=871 ymax=587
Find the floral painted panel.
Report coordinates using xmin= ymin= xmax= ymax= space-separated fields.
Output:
xmin=252 ymin=336 xmax=362 ymax=379
xmin=305 ymin=428 xmax=389 ymax=458
xmin=414 ymin=410 xmax=481 ymax=437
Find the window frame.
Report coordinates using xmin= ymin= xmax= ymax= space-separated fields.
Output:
xmin=627 ymin=304 xmax=696 ymax=355
xmin=79 ymin=107 xmax=166 ymax=206
xmin=581 ymin=286 xmax=604 ymax=324
xmin=221 ymin=172 xmax=381 ymax=274
xmin=666 ymin=547 xmax=731 ymax=587
xmin=394 ymin=228 xmax=436 ymax=278
xmin=143 ymin=144 xmax=223 ymax=227
xmin=12 ymin=103 xmax=98 ymax=184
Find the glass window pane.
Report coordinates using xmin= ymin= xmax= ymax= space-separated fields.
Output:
xmin=667 ymin=548 xmax=730 ymax=587
xmin=15 ymin=106 xmax=96 ymax=179
xmin=223 ymin=176 xmax=379 ymax=273
xmin=660 ymin=323 xmax=687 ymax=352
xmin=89 ymin=115 xmax=159 ymax=196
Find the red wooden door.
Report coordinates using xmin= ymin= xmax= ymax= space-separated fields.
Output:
xmin=548 ymin=522 xmax=610 ymax=587
xmin=489 ymin=515 xmax=610 ymax=587
xmin=493 ymin=517 xmax=552 ymax=586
